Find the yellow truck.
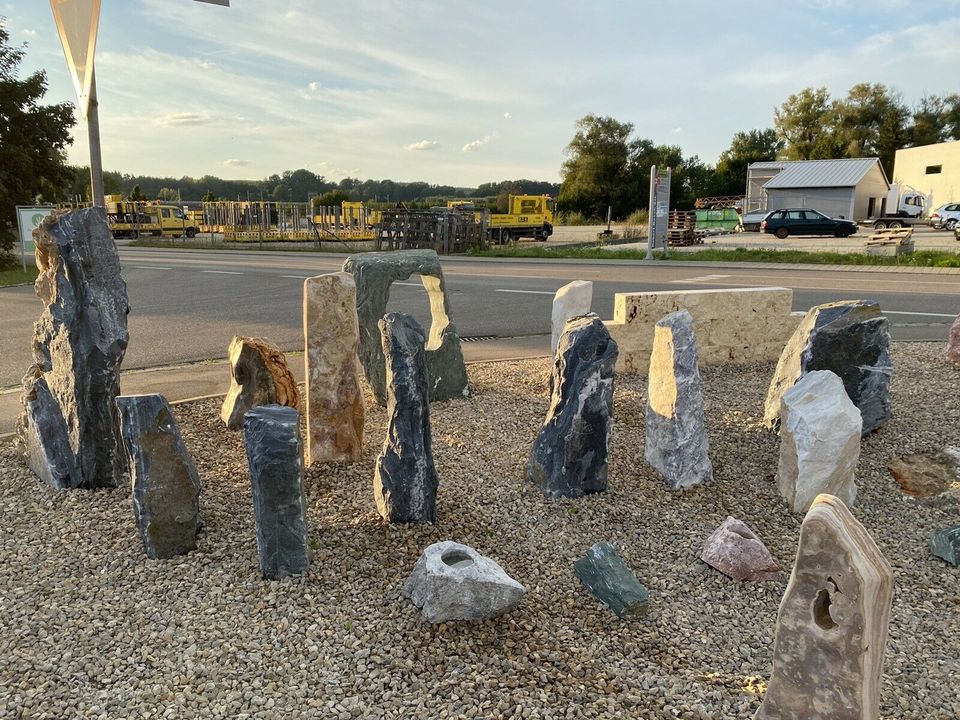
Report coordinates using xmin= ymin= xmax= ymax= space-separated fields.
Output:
xmin=105 ymin=196 xmax=198 ymax=239
xmin=450 ymin=195 xmax=554 ymax=242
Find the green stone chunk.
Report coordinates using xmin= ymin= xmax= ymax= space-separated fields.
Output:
xmin=574 ymin=541 xmax=649 ymax=619
xmin=930 ymin=525 xmax=960 ymax=566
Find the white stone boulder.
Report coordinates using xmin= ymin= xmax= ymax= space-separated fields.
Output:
xmin=551 ymin=280 xmax=593 ymax=354
xmin=403 ymin=541 xmax=526 ymax=622
xmin=777 ymin=370 xmax=862 ymax=514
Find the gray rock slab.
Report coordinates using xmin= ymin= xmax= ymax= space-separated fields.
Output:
xmin=16 ymin=208 xmax=129 ymax=489
xmin=243 ymin=405 xmax=309 ymax=580
xmin=527 ymin=313 xmax=618 ymax=499
xmin=374 ymin=313 xmax=439 ymax=523
xmin=930 ymin=525 xmax=960 ymax=565
xmin=574 ymin=541 xmax=649 ymax=619
xmin=403 ymin=541 xmax=526 ymax=622
xmin=764 ymin=300 xmax=892 ymax=435
xmin=342 ymin=249 xmax=468 ymax=405
xmin=117 ymin=394 xmax=201 ymax=560
xmin=645 ymin=309 xmax=713 ymax=490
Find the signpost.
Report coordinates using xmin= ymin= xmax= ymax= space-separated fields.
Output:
xmin=645 ymin=165 xmax=672 ymax=260
xmin=16 ymin=206 xmax=56 ymax=271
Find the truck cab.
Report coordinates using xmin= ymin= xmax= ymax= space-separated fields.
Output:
xmin=488 ymin=194 xmax=554 ymax=243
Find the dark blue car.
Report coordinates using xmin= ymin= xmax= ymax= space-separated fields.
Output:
xmin=761 ymin=208 xmax=858 ymax=238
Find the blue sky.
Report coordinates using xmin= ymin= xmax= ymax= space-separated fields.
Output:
xmin=5 ymin=0 xmax=960 ymax=186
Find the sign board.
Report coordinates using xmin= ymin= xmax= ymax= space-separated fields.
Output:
xmin=646 ymin=166 xmax=672 ymax=258
xmin=16 ymin=206 xmax=55 ymax=271
xmin=194 ymin=0 xmax=230 ymax=5
xmin=50 ymin=0 xmax=101 ymax=118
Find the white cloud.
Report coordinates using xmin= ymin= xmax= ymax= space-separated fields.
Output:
xmin=21 ymin=28 xmax=36 ymax=36
xmin=155 ymin=112 xmax=214 ymax=127
xmin=404 ymin=139 xmax=440 ymax=151
xmin=461 ymin=134 xmax=497 ymax=153
xmin=503 ymin=112 xmax=512 ymax=120
xmin=308 ymin=81 xmax=320 ymax=92
xmin=222 ymin=158 xmax=251 ymax=167
xmin=673 ymin=126 xmax=683 ymax=133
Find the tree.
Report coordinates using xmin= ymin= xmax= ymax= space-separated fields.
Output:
xmin=157 ymin=187 xmax=178 ymax=201
xmin=558 ymin=115 xmax=639 ymax=218
xmin=201 ymin=190 xmax=217 ymax=202
xmin=910 ymin=95 xmax=947 ymax=147
xmin=714 ymin=128 xmax=783 ymax=196
xmin=129 ymin=184 xmax=145 ymax=201
xmin=774 ymin=87 xmax=843 ymax=160
xmin=0 ymin=21 xmax=76 ymax=266
xmin=311 ymin=189 xmax=350 ymax=211
xmin=944 ymin=93 xmax=960 ymax=141
xmin=830 ymin=83 xmax=909 ymax=175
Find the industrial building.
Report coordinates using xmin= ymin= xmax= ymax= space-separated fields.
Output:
xmin=745 ymin=157 xmax=889 ymax=220
xmin=892 ymin=139 xmax=960 ymax=209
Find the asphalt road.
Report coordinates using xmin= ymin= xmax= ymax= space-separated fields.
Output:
xmin=1 ymin=247 xmax=958 ymax=388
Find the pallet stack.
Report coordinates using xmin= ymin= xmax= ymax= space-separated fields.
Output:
xmin=667 ymin=211 xmax=698 ymax=246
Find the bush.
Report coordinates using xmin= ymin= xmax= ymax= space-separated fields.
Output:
xmin=0 ymin=226 xmax=16 ymax=269
xmin=624 ymin=209 xmax=648 ymax=227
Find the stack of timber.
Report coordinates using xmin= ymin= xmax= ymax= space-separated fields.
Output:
xmin=377 ymin=207 xmax=487 ymax=255
xmin=667 ymin=210 xmax=699 ymax=246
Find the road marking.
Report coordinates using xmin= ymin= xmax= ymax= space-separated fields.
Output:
xmin=135 ymin=265 xmax=171 ymax=270
xmin=393 ymin=282 xmax=425 ymax=288
xmin=668 ymin=274 xmax=731 ymax=284
xmin=884 ymin=310 xmax=957 ymax=318
xmin=495 ymin=289 xmax=556 ymax=295
xmin=281 ymin=275 xmax=312 ymax=279
xmin=202 ymin=270 xmax=243 ymax=275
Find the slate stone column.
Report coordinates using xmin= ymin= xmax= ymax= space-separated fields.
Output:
xmin=243 ymin=405 xmax=310 ymax=579
xmin=373 ymin=313 xmax=439 ymax=523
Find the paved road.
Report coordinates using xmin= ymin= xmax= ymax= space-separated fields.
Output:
xmin=1 ymin=247 xmax=958 ymax=388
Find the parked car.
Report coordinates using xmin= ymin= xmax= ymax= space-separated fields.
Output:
xmin=930 ymin=203 xmax=960 ymax=230
xmin=955 ymin=223 xmax=960 ymax=242
xmin=740 ymin=211 xmax=769 ymax=233
xmin=761 ymin=208 xmax=858 ymax=239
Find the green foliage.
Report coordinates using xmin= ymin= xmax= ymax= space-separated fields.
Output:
xmin=201 ymin=189 xmax=217 ymax=202
xmin=0 ymin=21 xmax=76 ymax=267
xmin=714 ymin=129 xmax=783 ymax=195
xmin=312 ymin=189 xmax=350 ymax=210
xmin=129 ymin=184 xmax=145 ymax=201
xmin=157 ymin=187 xmax=179 ymax=201
xmin=774 ymin=87 xmax=843 ymax=161
xmin=0 ymin=264 xmax=39 ymax=286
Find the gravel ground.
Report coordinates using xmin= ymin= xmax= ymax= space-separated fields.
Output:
xmin=1 ymin=343 xmax=958 ymax=719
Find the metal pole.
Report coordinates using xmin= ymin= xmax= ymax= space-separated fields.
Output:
xmin=87 ymin=69 xmax=105 ymax=207
xmin=645 ymin=165 xmax=656 ymax=260
xmin=663 ymin=167 xmax=671 ymax=259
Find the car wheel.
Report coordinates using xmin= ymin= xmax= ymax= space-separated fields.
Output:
xmin=947 ymin=219 xmax=958 ymax=231
xmin=834 ymin=227 xmax=849 ymax=238
xmin=186 ymin=227 xmax=197 ymax=238
xmin=873 ymin=220 xmax=887 ymax=230
xmin=132 ymin=229 xmax=139 ymax=239
xmin=775 ymin=227 xmax=789 ymax=239
xmin=499 ymin=230 xmax=511 ymax=244
xmin=888 ymin=220 xmax=903 ymax=229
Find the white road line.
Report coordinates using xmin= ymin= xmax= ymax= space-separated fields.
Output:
xmin=495 ymin=288 xmax=556 ymax=295
xmin=281 ymin=275 xmax=312 ymax=279
xmin=393 ymin=281 xmax=425 ymax=288
xmin=884 ymin=310 xmax=957 ymax=318
xmin=202 ymin=270 xmax=243 ymax=275
xmin=668 ymin=274 xmax=731 ymax=284
xmin=135 ymin=265 xmax=172 ymax=270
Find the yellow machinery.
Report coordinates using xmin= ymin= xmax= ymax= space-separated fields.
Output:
xmin=104 ymin=195 xmax=198 ymax=239
xmin=459 ymin=195 xmax=554 ymax=243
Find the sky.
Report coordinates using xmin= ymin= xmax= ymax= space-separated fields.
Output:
xmin=4 ymin=0 xmax=960 ymax=187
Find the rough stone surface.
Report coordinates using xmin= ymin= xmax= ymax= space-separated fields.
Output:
xmin=116 ymin=394 xmax=201 ymax=559
xmin=573 ymin=541 xmax=649 ymax=619
xmin=403 ymin=541 xmax=526 ymax=622
xmin=930 ymin=525 xmax=960 ymax=565
xmin=220 ymin=336 xmax=299 ymax=430
xmin=756 ymin=494 xmax=893 ymax=720
xmin=777 ymin=370 xmax=862 ymax=514
xmin=605 ymin=286 xmax=800 ymax=373
xmin=764 ymin=300 xmax=892 ymax=435
xmin=527 ymin=313 xmax=618 ymax=498
xmin=551 ymin=280 xmax=593 ymax=355
xmin=701 ymin=517 xmax=781 ymax=582
xmin=303 ymin=272 xmax=364 ymax=465
xmin=342 ymin=249 xmax=468 ymax=405
xmin=374 ymin=313 xmax=439 ymax=523
xmin=946 ymin=313 xmax=960 ymax=365
xmin=243 ymin=405 xmax=309 ymax=580
xmin=645 ymin=309 xmax=713 ymax=490
xmin=888 ymin=448 xmax=960 ymax=497
xmin=16 ymin=208 xmax=129 ymax=489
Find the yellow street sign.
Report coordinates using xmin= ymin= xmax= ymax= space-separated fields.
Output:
xmin=50 ymin=0 xmax=101 ymax=118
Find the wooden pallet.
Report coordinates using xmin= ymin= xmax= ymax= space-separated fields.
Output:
xmin=863 ymin=227 xmax=914 ymax=256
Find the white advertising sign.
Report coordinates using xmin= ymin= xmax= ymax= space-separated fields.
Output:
xmin=17 ymin=206 xmax=55 ymax=271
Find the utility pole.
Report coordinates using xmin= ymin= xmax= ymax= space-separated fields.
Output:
xmin=87 ymin=69 xmax=104 ymax=206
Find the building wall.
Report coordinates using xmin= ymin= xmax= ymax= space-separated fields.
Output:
xmin=893 ymin=140 xmax=960 ymax=209
xmin=765 ymin=187 xmax=854 ymax=219
xmin=853 ymin=166 xmax=890 ymax=220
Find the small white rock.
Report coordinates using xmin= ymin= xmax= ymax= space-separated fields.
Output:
xmin=551 ymin=281 xmax=593 ymax=355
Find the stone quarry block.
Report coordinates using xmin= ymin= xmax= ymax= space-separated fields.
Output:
xmin=303 ymin=272 xmax=364 ymax=465
xmin=645 ymin=310 xmax=713 ymax=490
xmin=946 ymin=313 xmax=960 ymax=365
xmin=403 ymin=541 xmax=526 ymax=622
xmin=604 ymin=286 xmax=800 ymax=373
xmin=574 ymin=541 xmax=649 ymax=619
xmin=777 ymin=370 xmax=862 ymax=514
xmin=16 ymin=208 xmax=129 ymax=489
xmin=755 ymin=494 xmax=893 ymax=720
xmin=764 ymin=300 xmax=892 ymax=435
xmin=116 ymin=394 xmax=201 ymax=560
xmin=243 ymin=405 xmax=309 ymax=580
xmin=888 ymin=448 xmax=960 ymax=497
xmin=551 ymin=280 xmax=593 ymax=354
xmin=930 ymin=525 xmax=960 ymax=566
xmin=342 ymin=249 xmax=468 ymax=405
xmin=220 ymin=336 xmax=299 ymax=430
xmin=527 ymin=313 xmax=618 ymax=498
xmin=374 ymin=313 xmax=439 ymax=523
xmin=701 ymin=517 xmax=781 ymax=582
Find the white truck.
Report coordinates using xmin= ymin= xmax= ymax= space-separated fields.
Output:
xmin=870 ymin=184 xmax=928 ymax=229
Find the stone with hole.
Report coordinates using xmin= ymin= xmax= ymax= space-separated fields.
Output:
xmin=403 ymin=541 xmax=526 ymax=622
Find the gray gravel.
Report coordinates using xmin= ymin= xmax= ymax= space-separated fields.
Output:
xmin=1 ymin=342 xmax=958 ymax=719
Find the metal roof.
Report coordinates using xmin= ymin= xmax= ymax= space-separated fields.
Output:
xmin=762 ymin=158 xmax=883 ymax=189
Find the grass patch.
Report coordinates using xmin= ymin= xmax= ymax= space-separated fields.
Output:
xmin=128 ymin=238 xmax=371 ymax=254
xmin=470 ymin=245 xmax=960 ymax=267
xmin=0 ymin=265 xmax=39 ymax=287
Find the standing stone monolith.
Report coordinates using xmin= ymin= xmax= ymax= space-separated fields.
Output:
xmin=946 ymin=313 xmax=960 ymax=365
xmin=116 ymin=394 xmax=201 ymax=560
xmin=527 ymin=313 xmax=618 ymax=499
xmin=342 ymin=250 xmax=468 ymax=405
xmin=220 ymin=336 xmax=299 ymax=430
xmin=756 ymin=494 xmax=893 ymax=720
xmin=777 ymin=370 xmax=862 ymax=514
xmin=701 ymin=517 xmax=781 ymax=582
xmin=764 ymin=300 xmax=891 ymax=435
xmin=304 ymin=272 xmax=364 ymax=465
xmin=645 ymin=310 xmax=713 ymax=490
xmin=574 ymin=542 xmax=649 ymax=619
xmin=551 ymin=280 xmax=593 ymax=355
xmin=243 ymin=405 xmax=310 ymax=580
xmin=930 ymin=525 xmax=960 ymax=566
xmin=16 ymin=208 xmax=129 ymax=489
xmin=374 ymin=313 xmax=439 ymax=523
